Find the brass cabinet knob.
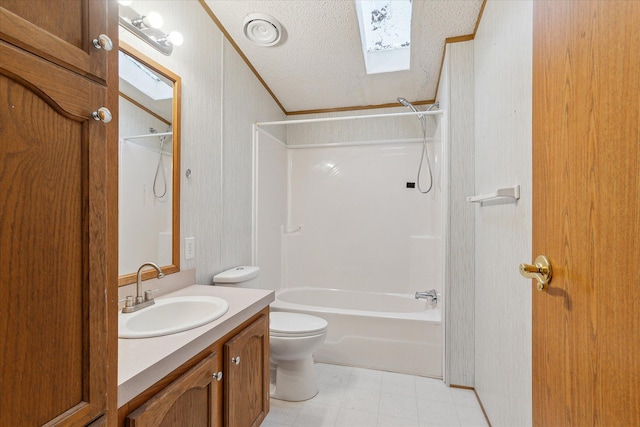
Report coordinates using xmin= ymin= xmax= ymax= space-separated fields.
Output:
xmin=519 ymin=255 xmax=552 ymax=291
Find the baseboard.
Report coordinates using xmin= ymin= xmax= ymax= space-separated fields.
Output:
xmin=450 ymin=384 xmax=492 ymax=427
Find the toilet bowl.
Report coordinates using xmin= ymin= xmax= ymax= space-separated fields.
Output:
xmin=269 ymin=311 xmax=328 ymax=401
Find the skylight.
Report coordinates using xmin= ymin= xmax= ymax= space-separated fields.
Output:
xmin=355 ymin=0 xmax=412 ymax=74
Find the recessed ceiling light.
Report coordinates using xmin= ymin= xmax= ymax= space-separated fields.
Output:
xmin=243 ymin=13 xmax=282 ymax=47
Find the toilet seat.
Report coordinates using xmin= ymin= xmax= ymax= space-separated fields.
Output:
xmin=270 ymin=312 xmax=328 ymax=338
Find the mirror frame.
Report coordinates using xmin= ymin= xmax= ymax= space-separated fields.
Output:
xmin=118 ymin=42 xmax=181 ymax=286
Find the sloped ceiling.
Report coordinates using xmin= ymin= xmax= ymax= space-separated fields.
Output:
xmin=202 ymin=0 xmax=484 ymax=113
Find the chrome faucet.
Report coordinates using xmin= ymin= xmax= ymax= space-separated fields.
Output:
xmin=415 ymin=289 xmax=438 ymax=303
xmin=122 ymin=262 xmax=164 ymax=313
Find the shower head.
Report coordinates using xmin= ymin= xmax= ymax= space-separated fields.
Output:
xmin=397 ymin=97 xmax=419 ymax=113
xmin=397 ymin=97 xmax=425 ymax=121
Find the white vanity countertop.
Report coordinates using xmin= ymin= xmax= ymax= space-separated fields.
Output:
xmin=118 ymin=284 xmax=274 ymax=408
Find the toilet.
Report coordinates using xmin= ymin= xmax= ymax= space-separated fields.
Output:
xmin=269 ymin=311 xmax=327 ymax=401
xmin=213 ymin=266 xmax=328 ymax=401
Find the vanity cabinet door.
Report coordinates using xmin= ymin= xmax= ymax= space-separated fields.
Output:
xmin=126 ymin=353 xmax=221 ymax=427
xmin=0 ymin=0 xmax=110 ymax=82
xmin=224 ymin=314 xmax=270 ymax=427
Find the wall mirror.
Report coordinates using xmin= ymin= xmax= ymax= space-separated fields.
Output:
xmin=118 ymin=42 xmax=181 ymax=286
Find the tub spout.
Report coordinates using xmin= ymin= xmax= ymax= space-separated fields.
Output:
xmin=415 ymin=290 xmax=438 ymax=303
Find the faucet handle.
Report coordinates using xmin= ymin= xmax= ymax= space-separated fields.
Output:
xmin=118 ymin=296 xmax=135 ymax=308
xmin=144 ymin=288 xmax=160 ymax=302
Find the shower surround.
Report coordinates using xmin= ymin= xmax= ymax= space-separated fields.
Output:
xmin=254 ymin=108 xmax=446 ymax=375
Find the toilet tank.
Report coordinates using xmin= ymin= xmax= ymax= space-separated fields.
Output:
xmin=213 ymin=266 xmax=260 ymax=288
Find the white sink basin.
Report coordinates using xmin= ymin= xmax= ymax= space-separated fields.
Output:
xmin=119 ymin=296 xmax=229 ymax=338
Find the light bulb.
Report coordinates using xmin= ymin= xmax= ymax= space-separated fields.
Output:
xmin=143 ymin=11 xmax=163 ymax=29
xmin=167 ymin=31 xmax=184 ymax=46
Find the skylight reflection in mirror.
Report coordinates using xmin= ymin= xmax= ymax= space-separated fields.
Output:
xmin=119 ymin=51 xmax=173 ymax=101
xmin=355 ymin=0 xmax=412 ymax=74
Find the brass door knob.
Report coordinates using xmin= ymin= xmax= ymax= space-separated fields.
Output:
xmin=519 ymin=255 xmax=552 ymax=291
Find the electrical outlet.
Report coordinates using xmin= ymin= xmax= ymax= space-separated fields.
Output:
xmin=185 ymin=237 xmax=195 ymax=260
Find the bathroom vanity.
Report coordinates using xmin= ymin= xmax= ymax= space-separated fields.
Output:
xmin=117 ymin=285 xmax=274 ymax=427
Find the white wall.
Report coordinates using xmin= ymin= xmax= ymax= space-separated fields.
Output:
xmin=440 ymin=41 xmax=476 ymax=387
xmin=119 ymin=1 xmax=285 ymax=285
xmin=473 ymin=1 xmax=533 ymax=425
xmin=220 ymin=40 xmax=287 ymax=272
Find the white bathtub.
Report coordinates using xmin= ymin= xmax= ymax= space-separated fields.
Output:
xmin=270 ymin=287 xmax=442 ymax=378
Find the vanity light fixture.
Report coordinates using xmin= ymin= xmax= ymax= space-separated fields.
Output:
xmin=118 ymin=3 xmax=183 ymax=55
xmin=131 ymin=11 xmax=164 ymax=30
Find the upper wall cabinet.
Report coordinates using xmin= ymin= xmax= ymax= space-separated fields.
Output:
xmin=0 ymin=0 xmax=110 ymax=82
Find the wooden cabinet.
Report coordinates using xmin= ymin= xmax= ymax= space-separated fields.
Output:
xmin=224 ymin=315 xmax=270 ymax=427
xmin=120 ymin=310 xmax=270 ymax=427
xmin=126 ymin=353 xmax=222 ymax=427
xmin=0 ymin=0 xmax=117 ymax=425
xmin=0 ymin=0 xmax=110 ymax=82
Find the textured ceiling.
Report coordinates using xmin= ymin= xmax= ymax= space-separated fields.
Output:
xmin=203 ymin=0 xmax=484 ymax=113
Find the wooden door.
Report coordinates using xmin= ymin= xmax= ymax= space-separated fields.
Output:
xmin=0 ymin=41 xmax=109 ymax=425
xmin=224 ymin=314 xmax=270 ymax=427
xmin=532 ymin=1 xmax=640 ymax=425
xmin=126 ymin=353 xmax=221 ymax=427
xmin=0 ymin=0 xmax=109 ymax=82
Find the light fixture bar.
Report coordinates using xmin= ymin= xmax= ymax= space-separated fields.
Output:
xmin=118 ymin=5 xmax=182 ymax=56
xmin=118 ymin=16 xmax=173 ymax=55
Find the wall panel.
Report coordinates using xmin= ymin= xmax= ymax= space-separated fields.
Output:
xmin=443 ymin=41 xmax=476 ymax=387
xmin=473 ymin=1 xmax=533 ymax=425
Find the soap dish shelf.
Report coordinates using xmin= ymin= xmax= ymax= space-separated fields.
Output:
xmin=466 ymin=185 xmax=520 ymax=206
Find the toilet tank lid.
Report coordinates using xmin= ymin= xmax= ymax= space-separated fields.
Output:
xmin=213 ymin=266 xmax=260 ymax=283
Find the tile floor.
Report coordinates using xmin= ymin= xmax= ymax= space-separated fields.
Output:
xmin=263 ymin=363 xmax=488 ymax=427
